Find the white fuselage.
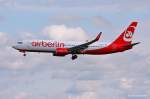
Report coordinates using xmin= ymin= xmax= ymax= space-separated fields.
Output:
xmin=13 ymin=40 xmax=108 ymax=53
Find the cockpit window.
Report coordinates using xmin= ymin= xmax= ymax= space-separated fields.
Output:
xmin=17 ymin=42 xmax=23 ymax=44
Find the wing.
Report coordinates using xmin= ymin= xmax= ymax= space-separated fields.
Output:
xmin=69 ymin=32 xmax=102 ymax=54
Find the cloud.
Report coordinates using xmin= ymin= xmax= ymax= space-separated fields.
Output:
xmin=67 ymin=80 xmax=127 ymax=99
xmin=49 ymin=15 xmax=83 ymax=24
xmin=19 ymin=32 xmax=37 ymax=40
xmin=0 ymin=0 xmax=15 ymax=7
xmin=0 ymin=19 xmax=150 ymax=99
xmin=0 ymin=0 xmax=53 ymax=8
xmin=16 ymin=0 xmax=150 ymax=13
xmin=0 ymin=32 xmax=9 ymax=45
xmin=14 ymin=92 xmax=31 ymax=99
xmin=43 ymin=25 xmax=88 ymax=41
xmin=92 ymin=16 xmax=112 ymax=29
xmin=0 ymin=2 xmax=149 ymax=98
xmin=119 ymin=78 xmax=134 ymax=89
xmin=0 ymin=0 xmax=148 ymax=18
xmin=69 ymin=92 xmax=97 ymax=99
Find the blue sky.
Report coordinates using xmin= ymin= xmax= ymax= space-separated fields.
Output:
xmin=0 ymin=0 xmax=150 ymax=99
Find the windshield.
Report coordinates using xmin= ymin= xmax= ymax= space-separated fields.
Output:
xmin=17 ymin=42 xmax=23 ymax=44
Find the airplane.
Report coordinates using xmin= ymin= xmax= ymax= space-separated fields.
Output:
xmin=12 ymin=22 xmax=140 ymax=60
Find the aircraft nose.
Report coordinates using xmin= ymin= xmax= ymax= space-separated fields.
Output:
xmin=12 ymin=45 xmax=17 ymax=49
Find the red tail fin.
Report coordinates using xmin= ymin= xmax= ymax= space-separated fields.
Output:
xmin=111 ymin=22 xmax=138 ymax=45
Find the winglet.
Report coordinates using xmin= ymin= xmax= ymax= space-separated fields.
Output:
xmin=95 ymin=32 xmax=102 ymax=41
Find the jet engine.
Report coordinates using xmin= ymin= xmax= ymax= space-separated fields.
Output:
xmin=53 ymin=48 xmax=69 ymax=56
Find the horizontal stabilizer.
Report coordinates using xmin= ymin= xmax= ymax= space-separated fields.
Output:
xmin=123 ymin=42 xmax=140 ymax=48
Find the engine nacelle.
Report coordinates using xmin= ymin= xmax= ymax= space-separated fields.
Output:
xmin=53 ymin=48 xmax=69 ymax=56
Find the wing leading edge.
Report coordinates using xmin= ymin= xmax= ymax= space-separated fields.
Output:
xmin=69 ymin=32 xmax=102 ymax=54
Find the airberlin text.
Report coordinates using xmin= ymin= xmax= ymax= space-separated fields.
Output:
xmin=31 ymin=41 xmax=64 ymax=48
